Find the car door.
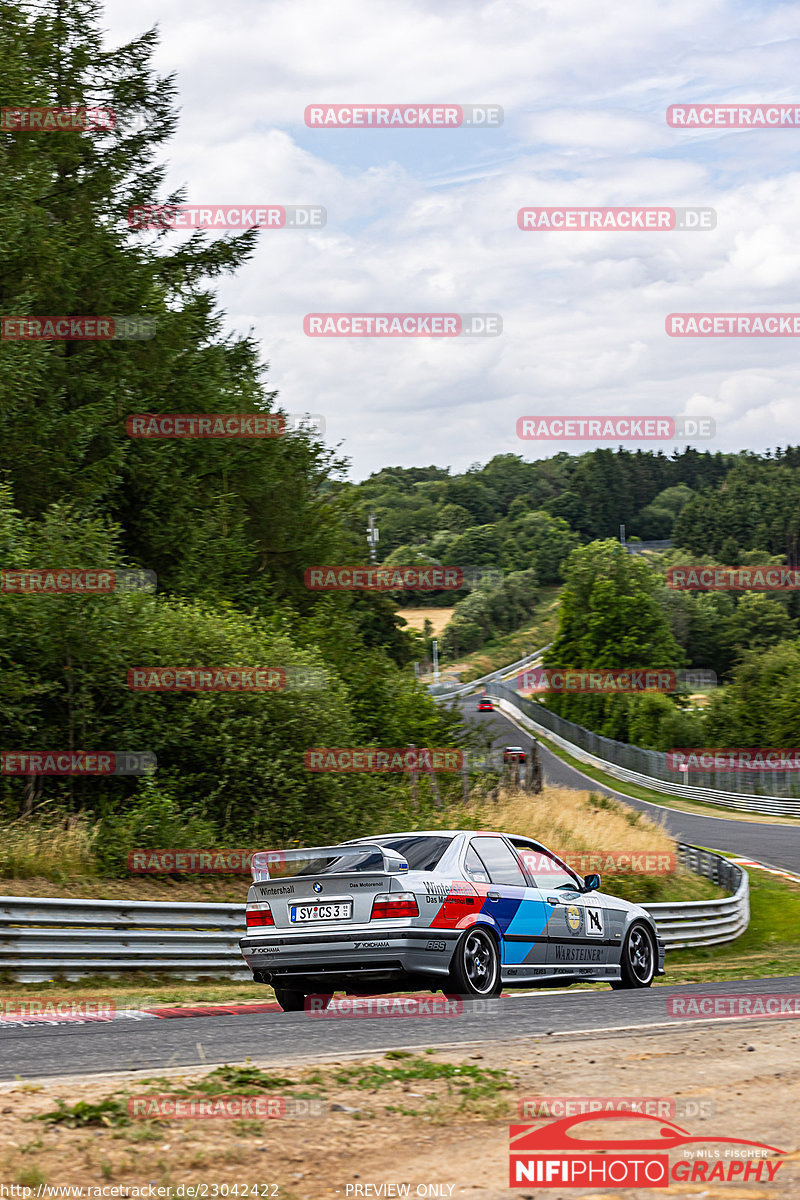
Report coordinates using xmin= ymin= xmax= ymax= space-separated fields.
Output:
xmin=523 ymin=847 xmax=613 ymax=976
xmin=465 ymin=836 xmax=550 ymax=976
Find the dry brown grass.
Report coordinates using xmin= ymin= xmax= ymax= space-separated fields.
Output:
xmin=460 ymin=784 xmax=720 ymax=901
xmin=0 ymin=816 xmax=98 ymax=880
xmin=396 ymin=606 xmax=455 ymax=636
xmin=465 ymin=783 xmax=674 ymax=859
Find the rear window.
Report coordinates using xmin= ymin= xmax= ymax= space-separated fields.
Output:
xmin=296 ymin=850 xmax=382 ymax=875
xmin=379 ymin=835 xmax=453 ymax=872
xmin=299 ymin=835 xmax=453 ymax=876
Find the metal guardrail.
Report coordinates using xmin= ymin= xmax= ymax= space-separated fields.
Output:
xmin=491 ymin=686 xmax=800 ymax=816
xmin=625 ymin=539 xmax=673 ymax=555
xmin=429 ymin=643 xmax=552 ymax=700
xmin=0 ymin=843 xmax=748 ymax=980
xmin=0 ymin=896 xmax=250 ymax=982
xmin=648 ymin=843 xmax=749 ymax=950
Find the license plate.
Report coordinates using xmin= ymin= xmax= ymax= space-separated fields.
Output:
xmin=290 ymin=901 xmax=353 ymax=923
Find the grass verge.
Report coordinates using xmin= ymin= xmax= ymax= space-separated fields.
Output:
xmin=0 ymin=973 xmax=270 ymax=1008
xmin=660 ymin=864 xmax=800 ymax=984
xmin=441 ymin=586 xmax=562 ymax=682
xmin=516 ymin=715 xmax=800 ymax=826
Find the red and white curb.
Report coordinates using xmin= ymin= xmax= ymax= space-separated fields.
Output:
xmin=730 ymin=859 xmax=800 ymax=884
xmin=0 ymin=1001 xmax=282 ymax=1027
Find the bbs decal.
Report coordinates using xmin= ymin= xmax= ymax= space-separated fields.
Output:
xmin=425 ymin=939 xmax=447 ymax=952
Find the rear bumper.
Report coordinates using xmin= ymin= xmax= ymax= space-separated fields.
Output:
xmin=239 ymin=925 xmax=460 ymax=985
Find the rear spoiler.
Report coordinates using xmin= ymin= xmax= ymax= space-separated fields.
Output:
xmin=251 ymin=843 xmax=410 ymax=882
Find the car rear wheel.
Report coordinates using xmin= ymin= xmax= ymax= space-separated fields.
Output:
xmin=448 ymin=927 xmax=501 ymax=997
xmin=611 ymin=922 xmax=656 ymax=989
xmin=274 ymin=987 xmax=306 ymax=1012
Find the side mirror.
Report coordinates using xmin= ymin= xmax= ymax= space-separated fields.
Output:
xmin=583 ymin=873 xmax=601 ymax=892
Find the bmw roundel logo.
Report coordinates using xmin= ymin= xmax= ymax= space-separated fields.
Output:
xmin=313 ymin=882 xmax=323 ymax=893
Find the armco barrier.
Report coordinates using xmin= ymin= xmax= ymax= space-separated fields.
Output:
xmin=429 ymin=643 xmax=552 ymax=700
xmin=647 ymin=843 xmax=749 ymax=949
xmin=0 ymin=845 xmax=747 ymax=980
xmin=490 ymin=684 xmax=800 ymax=816
xmin=0 ymin=896 xmax=250 ymax=982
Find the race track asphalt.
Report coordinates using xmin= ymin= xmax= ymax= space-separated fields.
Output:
xmin=2 ymin=977 xmax=800 ymax=1082
xmin=462 ymin=700 xmax=800 ymax=873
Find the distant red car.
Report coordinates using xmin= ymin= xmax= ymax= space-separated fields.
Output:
xmin=477 ymin=699 xmax=494 ymax=712
xmin=503 ymin=745 xmax=526 ymax=763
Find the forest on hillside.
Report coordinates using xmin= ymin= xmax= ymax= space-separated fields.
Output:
xmin=0 ymin=0 xmax=468 ymax=863
xmin=348 ymin=452 xmax=800 ymax=751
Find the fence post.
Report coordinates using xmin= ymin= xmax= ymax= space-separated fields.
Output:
xmin=407 ymin=744 xmax=418 ymax=807
xmin=427 ymin=758 xmax=443 ymax=809
xmin=461 ymin=755 xmax=470 ymax=804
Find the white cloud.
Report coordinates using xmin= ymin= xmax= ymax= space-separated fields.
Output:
xmin=103 ymin=0 xmax=800 ymax=476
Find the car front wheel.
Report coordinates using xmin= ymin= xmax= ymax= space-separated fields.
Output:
xmin=611 ymin=922 xmax=656 ymax=989
xmin=448 ymin=927 xmax=501 ymax=997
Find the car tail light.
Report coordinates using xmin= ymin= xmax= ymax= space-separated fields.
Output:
xmin=246 ymin=902 xmax=274 ymax=928
xmin=370 ymin=891 xmax=419 ymax=919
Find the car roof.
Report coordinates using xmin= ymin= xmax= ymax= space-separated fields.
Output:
xmin=347 ymin=830 xmax=511 ymax=840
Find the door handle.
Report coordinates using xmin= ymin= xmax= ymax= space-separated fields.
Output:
xmin=546 ymin=896 xmax=559 ymax=906
xmin=487 ymin=891 xmax=500 ymax=901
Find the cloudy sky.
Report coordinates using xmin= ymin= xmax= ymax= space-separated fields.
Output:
xmin=102 ymin=0 xmax=800 ymax=480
